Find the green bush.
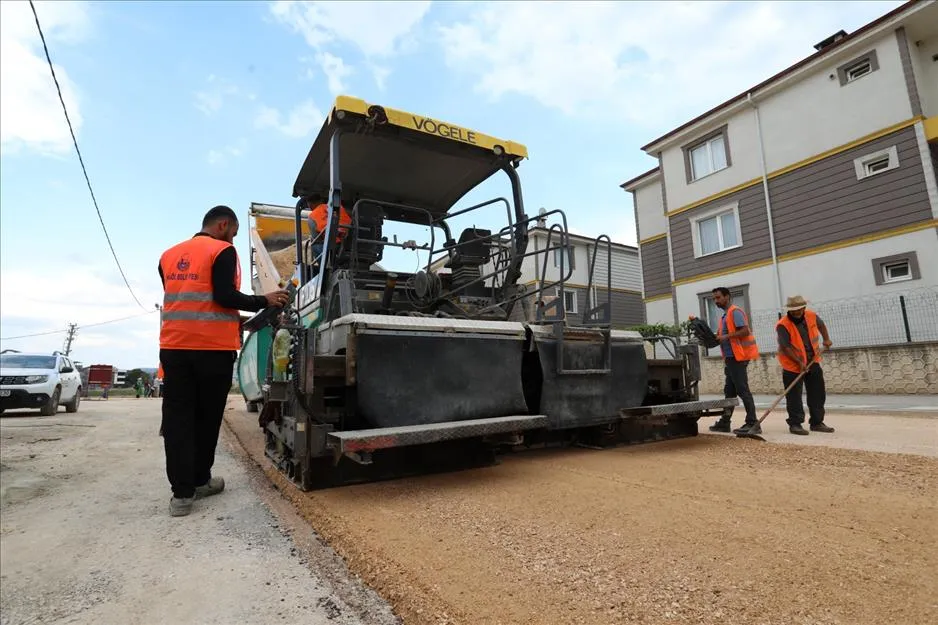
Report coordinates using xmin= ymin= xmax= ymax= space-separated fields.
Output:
xmin=625 ymin=321 xmax=692 ymax=339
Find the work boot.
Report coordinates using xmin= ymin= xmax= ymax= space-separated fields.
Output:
xmin=733 ymin=422 xmax=761 ymax=435
xmin=195 ymin=477 xmax=225 ymax=499
xmin=810 ymin=423 xmax=835 ymax=433
xmin=170 ymin=496 xmax=194 ymax=517
xmin=789 ymin=424 xmax=809 ymax=436
xmin=709 ymin=418 xmax=732 ymax=433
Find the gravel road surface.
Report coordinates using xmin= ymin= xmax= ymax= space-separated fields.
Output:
xmin=226 ymin=407 xmax=938 ymax=625
xmin=0 ymin=399 xmax=397 ymax=625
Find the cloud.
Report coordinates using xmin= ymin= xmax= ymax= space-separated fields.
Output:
xmin=254 ymin=100 xmax=324 ymax=138
xmin=0 ymin=263 xmax=163 ymax=369
xmin=438 ymin=1 xmax=905 ymax=128
xmin=271 ymin=0 xmax=431 ymax=56
xmin=270 ymin=0 xmax=430 ymax=89
xmin=316 ymin=52 xmax=352 ymax=94
xmin=0 ymin=1 xmax=91 ymax=155
xmin=194 ymin=74 xmax=241 ymax=115
xmin=207 ymin=139 xmax=247 ymax=165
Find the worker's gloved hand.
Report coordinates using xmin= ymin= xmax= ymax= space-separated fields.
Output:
xmin=264 ymin=289 xmax=290 ymax=308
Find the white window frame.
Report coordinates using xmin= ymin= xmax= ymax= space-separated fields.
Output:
xmin=844 ymin=59 xmax=872 ymax=83
xmin=853 ymin=145 xmax=899 ymax=180
xmin=882 ymin=260 xmax=912 ymax=284
xmin=689 ymin=135 xmax=728 ymax=181
xmin=689 ymin=201 xmax=742 ymax=258
xmin=552 ymin=244 xmax=575 ymax=270
xmin=554 ymin=288 xmax=578 ymax=314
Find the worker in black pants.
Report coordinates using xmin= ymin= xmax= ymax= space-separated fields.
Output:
xmin=158 ymin=206 xmax=288 ymax=517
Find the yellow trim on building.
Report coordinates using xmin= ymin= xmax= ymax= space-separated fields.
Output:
xmin=924 ymin=116 xmax=938 ymax=142
xmin=665 ymin=117 xmax=925 ymax=218
xmin=643 ymin=293 xmax=672 ymax=303
xmin=638 ymin=232 xmax=668 ymax=245
xmin=671 ymin=219 xmax=938 ymax=287
xmin=331 ymin=95 xmax=529 ymax=159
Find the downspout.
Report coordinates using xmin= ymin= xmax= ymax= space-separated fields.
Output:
xmin=747 ymin=92 xmax=783 ymax=317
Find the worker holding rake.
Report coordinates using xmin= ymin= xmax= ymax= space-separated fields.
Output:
xmin=775 ymin=295 xmax=835 ymax=435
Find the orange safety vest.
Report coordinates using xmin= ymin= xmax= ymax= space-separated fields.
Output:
xmin=724 ymin=304 xmax=759 ymax=361
xmin=776 ymin=310 xmax=821 ymax=373
xmin=310 ymin=203 xmax=352 ymax=242
xmin=159 ymin=235 xmax=242 ymax=351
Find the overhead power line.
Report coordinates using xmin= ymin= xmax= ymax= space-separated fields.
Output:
xmin=0 ymin=310 xmax=158 ymax=341
xmin=28 ymin=0 xmax=148 ymax=312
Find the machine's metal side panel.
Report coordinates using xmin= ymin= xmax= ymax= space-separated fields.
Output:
xmin=326 ymin=313 xmax=526 ymax=336
xmin=329 ymin=415 xmax=549 ymax=453
xmin=534 ymin=335 xmax=648 ymax=430
xmin=355 ymin=332 xmax=529 ymax=428
xmin=620 ymin=398 xmax=738 ymax=417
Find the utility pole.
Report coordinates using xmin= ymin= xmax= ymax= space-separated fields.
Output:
xmin=63 ymin=323 xmax=78 ymax=356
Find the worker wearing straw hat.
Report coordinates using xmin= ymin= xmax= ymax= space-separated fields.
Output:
xmin=776 ymin=295 xmax=835 ymax=435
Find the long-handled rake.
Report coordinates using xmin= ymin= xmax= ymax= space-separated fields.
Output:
xmin=736 ymin=349 xmax=824 ymax=442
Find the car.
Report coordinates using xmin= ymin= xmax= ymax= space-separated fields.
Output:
xmin=0 ymin=352 xmax=82 ymax=416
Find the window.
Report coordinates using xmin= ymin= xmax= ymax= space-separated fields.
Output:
xmin=882 ymin=261 xmax=911 ymax=283
xmin=698 ymin=285 xmax=750 ymax=356
xmin=553 ymin=245 xmax=575 ymax=270
xmin=845 ymin=59 xmax=872 ymax=82
xmin=683 ymin=126 xmax=731 ymax=183
xmin=691 ymin=202 xmax=741 ymax=257
xmin=853 ymin=145 xmax=899 ymax=180
xmin=689 ymin=135 xmax=727 ymax=180
xmin=837 ymin=50 xmax=879 ymax=86
xmin=871 ymin=251 xmax=920 ymax=286
xmin=555 ymin=288 xmax=578 ymax=314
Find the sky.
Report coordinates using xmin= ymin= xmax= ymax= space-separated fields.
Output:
xmin=0 ymin=0 xmax=904 ymax=370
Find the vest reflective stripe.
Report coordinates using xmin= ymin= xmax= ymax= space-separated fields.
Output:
xmin=161 ymin=310 xmax=241 ymax=322
xmin=159 ymin=235 xmax=242 ymax=351
xmin=776 ymin=310 xmax=822 ymax=373
xmin=725 ymin=304 xmax=760 ymax=361
xmin=163 ymin=292 xmax=214 ymax=303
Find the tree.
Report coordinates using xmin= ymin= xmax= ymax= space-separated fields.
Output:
xmin=124 ymin=368 xmax=151 ymax=389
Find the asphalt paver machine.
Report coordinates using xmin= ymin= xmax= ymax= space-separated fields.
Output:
xmin=237 ymin=96 xmax=736 ymax=489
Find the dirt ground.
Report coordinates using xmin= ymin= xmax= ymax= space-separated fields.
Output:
xmin=226 ymin=407 xmax=938 ymax=625
xmin=0 ymin=400 xmax=398 ymax=625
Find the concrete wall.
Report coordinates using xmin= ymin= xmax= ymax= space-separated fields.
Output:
xmin=644 ymin=297 xmax=675 ymax=325
xmin=699 ymin=342 xmax=938 ymax=395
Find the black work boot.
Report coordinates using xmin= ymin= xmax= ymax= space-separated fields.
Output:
xmin=709 ymin=418 xmax=732 ymax=433
xmin=789 ymin=424 xmax=809 ymax=435
xmin=810 ymin=423 xmax=835 ymax=433
xmin=734 ymin=422 xmax=761 ymax=435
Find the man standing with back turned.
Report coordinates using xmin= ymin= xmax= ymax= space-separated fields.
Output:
xmin=158 ymin=205 xmax=288 ymax=517
xmin=708 ymin=287 xmax=761 ymax=435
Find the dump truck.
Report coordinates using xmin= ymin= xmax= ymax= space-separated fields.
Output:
xmin=236 ymin=95 xmax=736 ymax=490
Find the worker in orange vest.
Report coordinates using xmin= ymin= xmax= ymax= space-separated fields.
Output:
xmin=300 ymin=196 xmax=352 ymax=272
xmin=708 ymin=287 xmax=761 ymax=435
xmin=158 ymin=205 xmax=289 ymax=517
xmin=776 ymin=295 xmax=835 ymax=435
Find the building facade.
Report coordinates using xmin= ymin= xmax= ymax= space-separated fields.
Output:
xmin=623 ymin=0 xmax=938 ymax=349
xmin=514 ymin=227 xmax=645 ymax=328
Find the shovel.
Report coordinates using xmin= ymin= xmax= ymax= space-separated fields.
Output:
xmin=736 ymin=349 xmax=824 ymax=441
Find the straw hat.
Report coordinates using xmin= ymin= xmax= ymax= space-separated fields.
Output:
xmin=784 ymin=295 xmax=808 ymax=311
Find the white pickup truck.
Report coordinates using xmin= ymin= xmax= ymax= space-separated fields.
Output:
xmin=0 ymin=352 xmax=82 ymax=415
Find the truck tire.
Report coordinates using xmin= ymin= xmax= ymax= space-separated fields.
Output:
xmin=40 ymin=387 xmax=61 ymax=417
xmin=65 ymin=388 xmax=81 ymax=413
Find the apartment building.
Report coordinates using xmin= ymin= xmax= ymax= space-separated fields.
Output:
xmin=515 ymin=226 xmax=644 ymax=327
xmin=431 ymin=225 xmax=645 ymax=327
xmin=623 ymin=0 xmax=938 ymax=346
